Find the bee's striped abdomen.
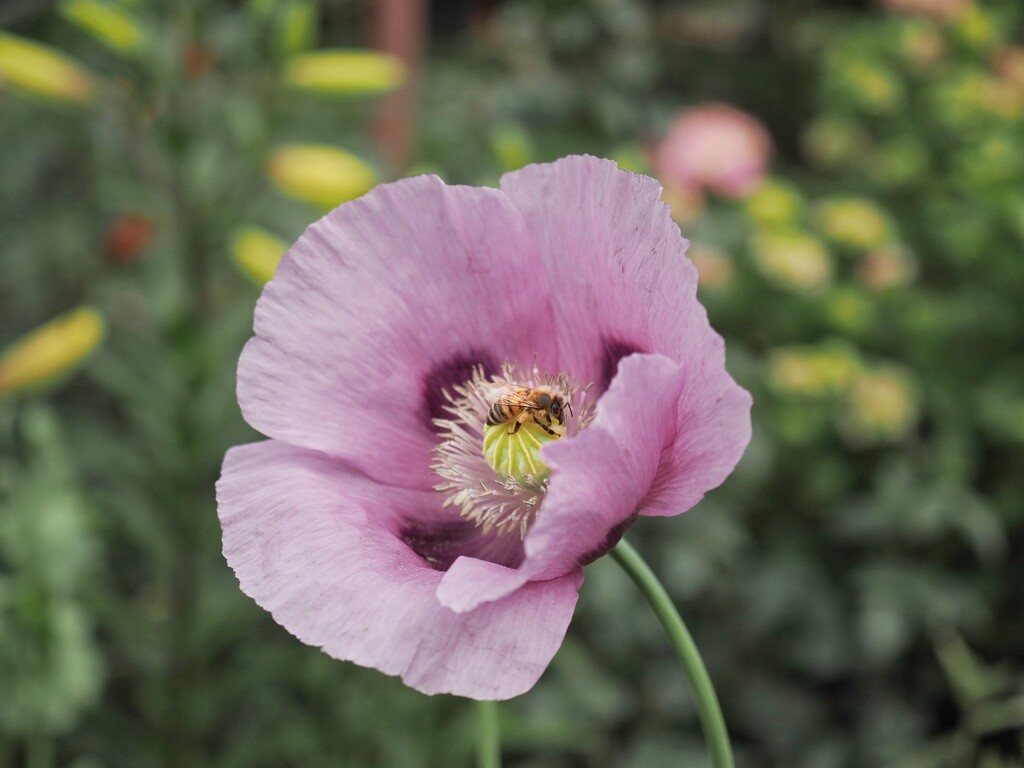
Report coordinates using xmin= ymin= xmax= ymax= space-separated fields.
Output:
xmin=486 ymin=403 xmax=513 ymax=426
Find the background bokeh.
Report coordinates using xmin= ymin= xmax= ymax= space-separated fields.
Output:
xmin=2 ymin=0 xmax=1023 ymax=766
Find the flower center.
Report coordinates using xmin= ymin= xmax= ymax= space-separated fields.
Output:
xmin=431 ymin=363 xmax=594 ymax=538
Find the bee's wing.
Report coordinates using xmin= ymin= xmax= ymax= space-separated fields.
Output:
xmin=483 ymin=385 xmax=538 ymax=408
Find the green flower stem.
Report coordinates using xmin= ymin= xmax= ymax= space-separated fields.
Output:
xmin=476 ymin=700 xmax=501 ymax=768
xmin=26 ymin=736 xmax=53 ymax=768
xmin=611 ymin=538 xmax=734 ymax=768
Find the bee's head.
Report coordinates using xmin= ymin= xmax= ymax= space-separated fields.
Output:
xmin=549 ymin=396 xmax=567 ymax=424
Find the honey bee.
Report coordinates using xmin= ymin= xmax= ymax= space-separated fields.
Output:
xmin=485 ymin=385 xmax=572 ymax=436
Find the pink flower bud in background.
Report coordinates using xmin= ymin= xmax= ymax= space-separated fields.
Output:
xmin=654 ymin=103 xmax=772 ymax=200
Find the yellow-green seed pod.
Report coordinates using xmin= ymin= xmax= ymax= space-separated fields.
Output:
xmin=59 ymin=0 xmax=144 ymax=56
xmin=483 ymin=422 xmax=559 ymax=485
xmin=284 ymin=50 xmax=405 ymax=95
xmin=231 ymin=226 xmax=289 ymax=285
xmin=268 ymin=145 xmax=377 ymax=209
xmin=0 ymin=307 xmax=105 ymax=396
xmin=0 ymin=32 xmax=96 ymax=103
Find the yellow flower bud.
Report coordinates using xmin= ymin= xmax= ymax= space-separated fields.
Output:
xmin=59 ymin=0 xmax=144 ymax=56
xmin=483 ymin=422 xmax=559 ymax=485
xmin=845 ymin=61 xmax=904 ymax=113
xmin=955 ymin=5 xmax=998 ymax=51
xmin=768 ymin=341 xmax=861 ymax=398
xmin=815 ymin=197 xmax=894 ymax=250
xmin=284 ymin=49 xmax=405 ymax=95
xmin=268 ymin=145 xmax=377 ymax=209
xmin=825 ymin=287 xmax=875 ymax=335
xmin=0 ymin=32 xmax=96 ymax=103
xmin=840 ymin=366 xmax=920 ymax=445
xmin=867 ymin=138 xmax=929 ymax=188
xmin=745 ymin=179 xmax=803 ymax=228
xmin=0 ymin=307 xmax=105 ymax=396
xmin=752 ymin=229 xmax=833 ymax=293
xmin=231 ymin=226 xmax=289 ymax=285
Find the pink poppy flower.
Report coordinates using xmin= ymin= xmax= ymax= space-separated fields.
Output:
xmin=655 ymin=103 xmax=773 ymax=200
xmin=217 ymin=155 xmax=752 ymax=700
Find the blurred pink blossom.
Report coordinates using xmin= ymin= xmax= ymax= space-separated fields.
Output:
xmin=655 ymin=103 xmax=772 ymax=200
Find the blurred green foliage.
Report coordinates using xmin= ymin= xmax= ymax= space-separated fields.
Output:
xmin=1 ymin=0 xmax=1023 ymax=767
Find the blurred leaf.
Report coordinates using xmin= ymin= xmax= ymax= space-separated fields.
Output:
xmin=0 ymin=407 xmax=103 ymax=735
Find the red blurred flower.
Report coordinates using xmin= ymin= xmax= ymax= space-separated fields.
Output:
xmin=104 ymin=213 xmax=155 ymax=265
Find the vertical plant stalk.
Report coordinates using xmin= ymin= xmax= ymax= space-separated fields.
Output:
xmin=476 ymin=700 xmax=501 ymax=768
xmin=610 ymin=538 xmax=734 ymax=768
xmin=26 ymin=736 xmax=53 ymax=768
xmin=373 ymin=0 xmax=427 ymax=174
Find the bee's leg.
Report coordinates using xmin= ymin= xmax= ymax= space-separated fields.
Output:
xmin=511 ymin=411 xmax=532 ymax=434
xmin=537 ymin=422 xmax=558 ymax=437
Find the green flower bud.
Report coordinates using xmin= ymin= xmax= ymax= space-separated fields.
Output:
xmin=0 ymin=307 xmax=104 ymax=396
xmin=231 ymin=226 xmax=288 ymax=285
xmin=268 ymin=145 xmax=377 ymax=209
xmin=59 ymin=0 xmax=145 ymax=56
xmin=0 ymin=32 xmax=96 ymax=104
xmin=284 ymin=50 xmax=405 ymax=95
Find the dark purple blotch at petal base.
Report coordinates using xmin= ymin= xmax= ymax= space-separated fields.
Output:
xmin=577 ymin=509 xmax=639 ymax=567
xmin=401 ymin=517 xmax=524 ymax=571
xmin=599 ymin=339 xmax=643 ymax=394
xmin=421 ymin=350 xmax=498 ymax=430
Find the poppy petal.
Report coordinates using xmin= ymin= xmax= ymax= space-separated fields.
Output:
xmin=217 ymin=440 xmax=582 ymax=700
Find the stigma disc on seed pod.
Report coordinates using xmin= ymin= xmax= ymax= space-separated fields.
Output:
xmin=483 ymin=421 xmax=560 ymax=486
